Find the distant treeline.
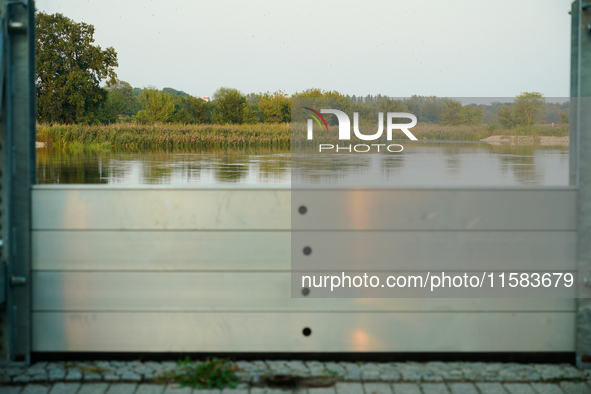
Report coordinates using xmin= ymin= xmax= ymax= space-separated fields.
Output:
xmin=93 ymin=84 xmax=569 ymax=129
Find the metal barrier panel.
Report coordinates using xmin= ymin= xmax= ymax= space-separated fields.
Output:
xmin=31 ymin=185 xmax=577 ymax=352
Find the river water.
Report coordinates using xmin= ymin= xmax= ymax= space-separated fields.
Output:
xmin=36 ymin=142 xmax=569 ymax=187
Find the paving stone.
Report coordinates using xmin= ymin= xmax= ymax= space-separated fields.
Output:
xmin=159 ymin=364 xmax=176 ymax=372
xmin=49 ymin=370 xmax=67 ymax=382
xmin=324 ymin=363 xmax=346 ymax=376
xmin=220 ymin=383 xmax=249 ymax=394
xmin=559 ymin=382 xmax=591 ymax=394
xmin=249 ymin=361 xmax=268 ymax=371
xmin=289 ymin=364 xmax=312 ymax=376
xmin=560 ymin=367 xmax=586 ymax=380
xmin=530 ymin=383 xmax=564 ymax=394
xmin=448 ymin=383 xmax=479 ymax=394
xmin=119 ymin=372 xmax=141 ymax=382
xmin=334 ymin=382 xmax=364 ymax=394
xmin=399 ymin=371 xmax=421 ymax=382
xmin=4 ymin=368 xmax=25 ymax=377
xmin=83 ymin=374 xmax=103 ymax=382
xmin=340 ymin=363 xmax=361 ymax=373
xmin=105 ymin=384 xmax=138 ymax=394
xmin=340 ymin=364 xmax=362 ymax=381
xmin=307 ymin=387 xmax=336 ymax=394
xmin=195 ymin=390 xmax=222 ymax=394
xmin=250 ymin=389 xmax=289 ymax=394
xmin=135 ymin=385 xmax=165 ymax=394
xmin=77 ymin=383 xmax=109 ymax=394
xmin=30 ymin=374 xmax=50 ymax=383
xmin=163 ymin=385 xmax=191 ymax=394
xmin=13 ymin=375 xmax=33 ymax=384
xmin=475 ymin=382 xmax=508 ymax=394
xmin=422 ymin=375 xmax=445 ymax=383
xmin=379 ymin=373 xmax=401 ymax=382
xmin=363 ymin=382 xmax=393 ymax=394
xmin=421 ymin=383 xmax=450 ymax=394
xmin=392 ymin=383 xmax=422 ymax=394
xmin=131 ymin=368 xmax=153 ymax=377
xmin=49 ymin=383 xmax=81 ymax=394
xmin=307 ymin=361 xmax=328 ymax=376
xmin=1 ymin=387 xmax=24 ymax=394
xmin=21 ymin=385 xmax=51 ymax=394
xmin=361 ymin=369 xmax=381 ymax=382
xmin=142 ymin=372 xmax=155 ymax=381
xmin=104 ymin=375 xmax=121 ymax=382
xmin=65 ymin=371 xmax=83 ymax=382
xmin=503 ymin=384 xmax=536 ymax=394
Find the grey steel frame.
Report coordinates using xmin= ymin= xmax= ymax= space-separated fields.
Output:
xmin=0 ymin=0 xmax=35 ymax=365
xmin=2 ymin=0 xmax=591 ymax=366
xmin=572 ymin=0 xmax=591 ymax=369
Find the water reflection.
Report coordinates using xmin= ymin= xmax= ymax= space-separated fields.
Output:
xmin=37 ymin=148 xmax=291 ymax=185
xmin=36 ymin=142 xmax=569 ymax=186
xmin=292 ymin=142 xmax=568 ymax=186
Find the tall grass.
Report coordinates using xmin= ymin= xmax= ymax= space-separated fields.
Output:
xmin=37 ymin=122 xmax=569 ymax=151
xmin=37 ymin=123 xmax=291 ymax=151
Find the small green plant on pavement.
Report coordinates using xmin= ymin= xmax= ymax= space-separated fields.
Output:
xmin=157 ymin=357 xmax=240 ymax=389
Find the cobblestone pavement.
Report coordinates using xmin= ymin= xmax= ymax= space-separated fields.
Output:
xmin=1 ymin=361 xmax=591 ymax=394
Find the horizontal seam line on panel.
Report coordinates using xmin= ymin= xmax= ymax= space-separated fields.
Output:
xmin=31 ymin=229 xmax=291 ymax=232
xmin=30 ymin=229 xmax=576 ymax=232
xmin=31 ymin=269 xmax=578 ymax=272
xmin=32 ymin=186 xmax=578 ymax=190
xmin=31 ymin=310 xmax=576 ymax=314
xmin=32 ymin=270 xmax=295 ymax=273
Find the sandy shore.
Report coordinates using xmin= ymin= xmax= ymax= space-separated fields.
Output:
xmin=480 ymin=135 xmax=569 ymax=146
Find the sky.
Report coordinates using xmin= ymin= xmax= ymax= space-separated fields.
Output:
xmin=35 ymin=0 xmax=574 ymax=99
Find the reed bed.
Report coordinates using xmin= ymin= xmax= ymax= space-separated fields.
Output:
xmin=37 ymin=123 xmax=291 ymax=150
xmin=37 ymin=122 xmax=569 ymax=151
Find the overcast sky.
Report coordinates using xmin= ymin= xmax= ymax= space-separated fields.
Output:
xmin=35 ymin=0 xmax=574 ymax=99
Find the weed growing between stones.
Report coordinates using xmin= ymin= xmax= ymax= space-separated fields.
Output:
xmin=156 ymin=357 xmax=240 ymax=389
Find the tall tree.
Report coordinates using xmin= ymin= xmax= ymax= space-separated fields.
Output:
xmin=135 ymin=87 xmax=175 ymax=124
xmin=36 ymin=12 xmax=118 ymax=124
xmin=512 ymin=92 xmax=546 ymax=126
xmin=497 ymin=104 xmax=514 ymax=128
xmin=212 ymin=87 xmax=247 ymax=124
xmin=256 ymin=90 xmax=291 ymax=123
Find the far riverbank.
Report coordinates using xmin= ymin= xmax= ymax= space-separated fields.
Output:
xmin=36 ymin=123 xmax=569 ymax=151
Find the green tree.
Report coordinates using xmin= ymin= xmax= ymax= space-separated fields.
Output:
xmin=183 ymin=95 xmax=211 ymax=124
xmin=256 ymin=90 xmax=291 ymax=123
xmin=560 ymin=111 xmax=569 ymax=124
xmin=440 ymin=99 xmax=463 ymax=125
xmin=212 ymin=87 xmax=247 ymax=124
xmin=497 ymin=104 xmax=514 ymax=129
xmin=459 ymin=105 xmax=484 ymax=125
xmin=376 ymin=97 xmax=408 ymax=113
xmin=292 ymin=88 xmax=345 ymax=98
xmin=97 ymin=91 xmax=124 ymax=124
xmin=440 ymin=99 xmax=483 ymax=126
xmin=512 ymin=92 xmax=546 ymax=126
xmin=107 ymin=79 xmax=140 ymax=117
xmin=135 ymin=87 xmax=175 ymax=124
xmin=169 ymin=95 xmax=211 ymax=124
xmin=36 ymin=12 xmax=118 ymax=124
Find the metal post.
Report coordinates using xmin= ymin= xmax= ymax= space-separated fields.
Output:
xmin=574 ymin=0 xmax=591 ymax=369
xmin=0 ymin=0 xmax=35 ymax=366
xmin=570 ymin=2 xmax=580 ymax=186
